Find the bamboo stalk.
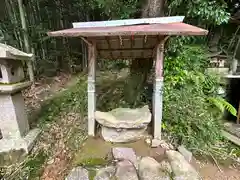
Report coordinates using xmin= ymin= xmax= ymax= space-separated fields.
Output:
xmin=17 ymin=0 xmax=35 ymax=82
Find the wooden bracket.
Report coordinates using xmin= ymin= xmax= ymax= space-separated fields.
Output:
xmin=144 ymin=35 xmax=148 ymax=43
xmin=81 ymin=37 xmax=92 ymax=46
xmin=119 ymin=36 xmax=123 ymax=46
xmin=162 ymin=35 xmax=170 ymax=43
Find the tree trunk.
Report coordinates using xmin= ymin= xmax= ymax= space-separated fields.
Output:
xmin=142 ymin=0 xmax=165 ymax=18
xmin=125 ymin=0 xmax=166 ymax=106
xmin=17 ymin=0 xmax=35 ymax=82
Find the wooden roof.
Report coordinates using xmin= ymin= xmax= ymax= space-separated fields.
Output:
xmin=48 ymin=17 xmax=208 ymax=59
xmin=48 ymin=23 xmax=207 ymax=37
xmin=0 ymin=43 xmax=32 ymax=61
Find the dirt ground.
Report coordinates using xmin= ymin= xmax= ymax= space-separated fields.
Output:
xmin=193 ymin=160 xmax=240 ymax=180
xmin=11 ymin=73 xmax=239 ymax=180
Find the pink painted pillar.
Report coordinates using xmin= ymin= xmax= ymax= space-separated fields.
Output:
xmin=88 ymin=41 xmax=97 ymax=136
xmin=153 ymin=38 xmax=165 ymax=139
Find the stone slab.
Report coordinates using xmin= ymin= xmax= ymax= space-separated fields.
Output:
xmin=112 ymin=147 xmax=137 ymax=168
xmin=224 ymin=122 xmax=240 ymax=138
xmin=138 ymin=157 xmax=170 ymax=180
xmin=65 ymin=167 xmax=89 ymax=180
xmin=177 ymin=145 xmax=192 ymax=162
xmin=222 ymin=130 xmax=240 ymax=146
xmin=95 ymin=105 xmax=151 ymax=129
xmin=0 ymin=128 xmax=40 ymax=153
xmin=115 ymin=160 xmax=138 ymax=180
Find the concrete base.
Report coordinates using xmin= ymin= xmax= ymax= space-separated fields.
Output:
xmin=0 ymin=128 xmax=40 ymax=154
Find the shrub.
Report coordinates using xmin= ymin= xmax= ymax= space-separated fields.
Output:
xmin=163 ymin=45 xmax=235 ymax=155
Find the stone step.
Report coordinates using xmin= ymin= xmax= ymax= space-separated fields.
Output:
xmin=66 ymin=147 xmax=201 ymax=180
xmin=166 ymin=150 xmax=200 ymax=180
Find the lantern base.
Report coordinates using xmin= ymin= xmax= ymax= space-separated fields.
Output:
xmin=0 ymin=128 xmax=40 ymax=154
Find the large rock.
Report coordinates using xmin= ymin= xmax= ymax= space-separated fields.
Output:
xmin=166 ymin=150 xmax=200 ymax=180
xmin=115 ymin=160 xmax=139 ymax=180
xmin=177 ymin=145 xmax=192 ymax=162
xmin=149 ymin=147 xmax=166 ymax=162
xmin=65 ymin=167 xmax=89 ymax=180
xmin=95 ymin=105 xmax=151 ymax=129
xmin=159 ymin=160 xmax=172 ymax=175
xmin=138 ymin=157 xmax=170 ymax=180
xmin=94 ymin=166 xmax=116 ymax=180
xmin=101 ymin=126 xmax=146 ymax=143
xmin=112 ymin=147 xmax=137 ymax=168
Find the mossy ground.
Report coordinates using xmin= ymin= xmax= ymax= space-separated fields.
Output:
xmin=73 ymin=137 xmax=150 ymax=167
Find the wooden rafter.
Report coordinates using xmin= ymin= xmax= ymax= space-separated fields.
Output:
xmin=118 ymin=36 xmax=123 ymax=57
xmin=105 ymin=36 xmax=113 ymax=59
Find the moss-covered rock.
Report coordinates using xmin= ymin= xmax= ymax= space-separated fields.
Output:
xmin=76 ymin=157 xmax=109 ymax=167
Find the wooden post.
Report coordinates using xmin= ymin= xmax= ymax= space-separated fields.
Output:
xmin=88 ymin=41 xmax=96 ymax=136
xmin=153 ymin=38 xmax=165 ymax=140
xmin=237 ymin=100 xmax=240 ymax=124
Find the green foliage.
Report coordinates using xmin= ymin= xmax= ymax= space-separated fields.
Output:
xmin=167 ymin=36 xmax=208 ymax=54
xmin=95 ymin=0 xmax=138 ymax=19
xmin=168 ymin=0 xmax=230 ymax=25
xmin=163 ymin=85 xmax=223 ymax=149
xmin=38 ymin=76 xmax=87 ymax=125
xmin=208 ymin=97 xmax=237 ymax=116
xmin=165 ymin=45 xmax=208 ymax=84
xmin=163 ymin=45 xmax=235 ymax=155
xmin=3 ymin=150 xmax=49 ymax=179
xmin=24 ymin=150 xmax=48 ymax=179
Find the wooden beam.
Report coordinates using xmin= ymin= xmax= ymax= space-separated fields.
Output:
xmin=88 ymin=41 xmax=96 ymax=136
xmin=98 ymin=49 xmax=153 ymax=59
xmin=153 ymin=38 xmax=165 ymax=140
xmin=96 ymin=37 xmax=157 ymax=44
xmin=98 ymin=55 xmax=152 ymax=59
xmin=98 ymin=48 xmax=153 ymax=51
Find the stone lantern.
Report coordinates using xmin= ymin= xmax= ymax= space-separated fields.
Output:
xmin=0 ymin=43 xmax=40 ymax=157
